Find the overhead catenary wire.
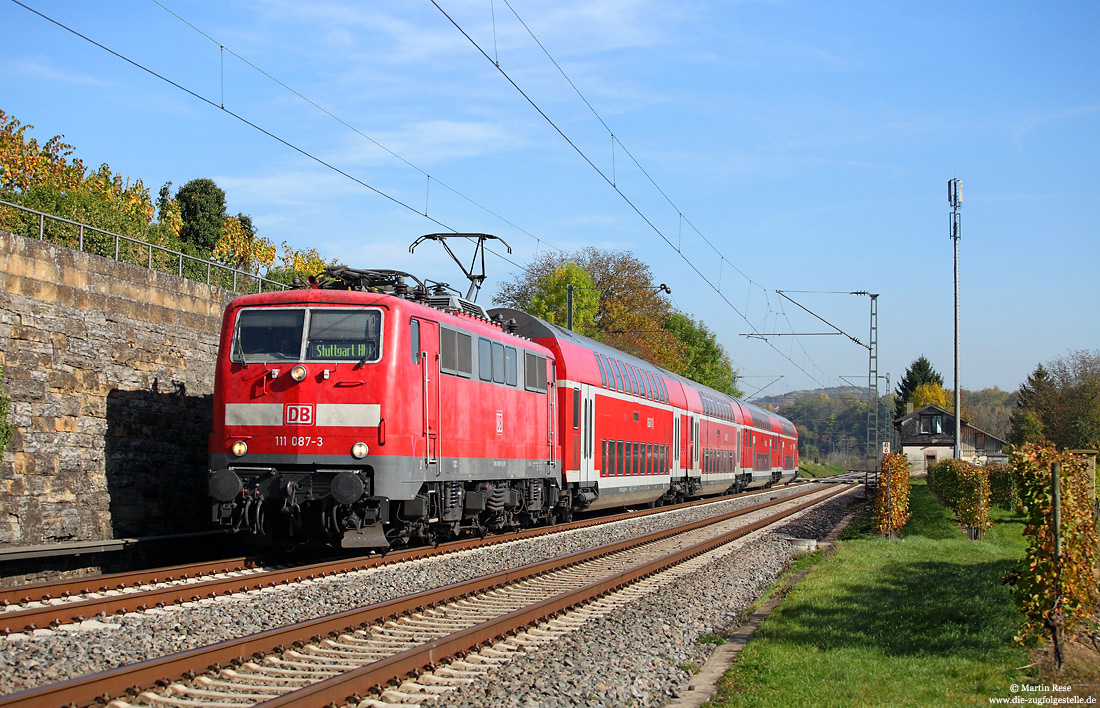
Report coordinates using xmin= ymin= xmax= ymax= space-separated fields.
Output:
xmin=148 ymin=0 xmax=563 ymax=262
xmin=8 ymin=0 xmax=544 ymax=279
xmin=430 ymin=0 xmax=835 ymax=388
xmin=13 ymin=0 xmax=840 ymax=389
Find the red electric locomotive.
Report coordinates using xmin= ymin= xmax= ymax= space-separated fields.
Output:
xmin=208 ymin=267 xmax=799 ymax=549
xmin=208 ymin=268 xmax=561 ymax=548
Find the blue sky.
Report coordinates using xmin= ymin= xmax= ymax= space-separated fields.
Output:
xmin=3 ymin=1 xmax=1097 ymax=399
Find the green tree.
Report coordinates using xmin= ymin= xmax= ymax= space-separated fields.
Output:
xmin=895 ymin=355 xmax=945 ymax=417
xmin=526 ymin=262 xmax=600 ymax=335
xmin=1007 ymin=408 xmax=1044 ymax=446
xmin=663 ymin=312 xmax=742 ymax=397
xmin=1009 ymin=352 xmax=1100 ymax=450
xmin=176 ymin=178 xmax=226 ymax=253
xmin=494 ymin=247 xmax=679 ymax=370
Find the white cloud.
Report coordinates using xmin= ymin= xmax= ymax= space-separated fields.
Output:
xmin=3 ymin=57 xmax=108 ymax=86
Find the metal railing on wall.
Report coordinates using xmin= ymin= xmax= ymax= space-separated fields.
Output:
xmin=0 ymin=199 xmax=288 ymax=294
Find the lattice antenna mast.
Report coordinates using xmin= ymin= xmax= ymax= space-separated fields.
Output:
xmin=409 ymin=233 xmax=512 ymax=302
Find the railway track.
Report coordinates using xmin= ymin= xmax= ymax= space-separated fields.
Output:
xmin=0 ymin=485 xmax=800 ymax=635
xmin=0 ymin=484 xmax=850 ymax=708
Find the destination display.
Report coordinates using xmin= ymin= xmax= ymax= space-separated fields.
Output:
xmin=308 ymin=340 xmax=376 ymax=360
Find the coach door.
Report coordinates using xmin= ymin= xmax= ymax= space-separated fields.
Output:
xmin=579 ymin=383 xmax=596 ymax=481
xmin=416 ymin=318 xmax=440 ymax=465
xmin=673 ymin=414 xmax=680 ymax=473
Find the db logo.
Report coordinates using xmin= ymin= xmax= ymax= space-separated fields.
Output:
xmin=496 ymin=411 xmax=504 ymax=435
xmin=285 ymin=404 xmax=314 ymax=426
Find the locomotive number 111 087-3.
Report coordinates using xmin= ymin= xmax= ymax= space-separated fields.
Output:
xmin=275 ymin=436 xmax=324 ymax=448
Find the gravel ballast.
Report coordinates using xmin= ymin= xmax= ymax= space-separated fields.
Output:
xmin=0 ymin=483 xmax=857 ymax=701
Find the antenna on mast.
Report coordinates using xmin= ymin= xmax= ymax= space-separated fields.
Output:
xmin=409 ymin=233 xmax=512 ymax=302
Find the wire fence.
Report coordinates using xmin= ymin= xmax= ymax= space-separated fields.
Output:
xmin=0 ymin=199 xmax=288 ymax=294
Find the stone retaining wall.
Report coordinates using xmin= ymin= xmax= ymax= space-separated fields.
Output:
xmin=0 ymin=230 xmax=235 ymax=552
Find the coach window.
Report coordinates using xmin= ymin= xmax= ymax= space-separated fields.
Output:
xmin=602 ymin=439 xmax=608 ymax=477
xmin=645 ymin=371 xmax=655 ymax=400
xmin=611 ymin=359 xmax=624 ymax=393
xmin=629 ymin=366 xmax=641 ymax=397
xmin=573 ymin=388 xmax=581 ymax=430
xmin=410 ymin=319 xmax=420 ymax=364
xmin=595 ymin=353 xmax=607 ymax=388
xmin=619 ymin=360 xmax=631 ymax=394
xmin=616 ymin=441 xmax=624 ymax=476
xmin=505 ymin=347 xmax=517 ymax=386
xmin=638 ymin=369 xmax=649 ymax=399
xmin=492 ymin=342 xmax=505 ymax=384
xmin=479 ymin=338 xmax=493 ymax=381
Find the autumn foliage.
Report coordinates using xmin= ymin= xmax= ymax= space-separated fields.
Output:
xmin=927 ymin=459 xmax=992 ymax=537
xmin=986 ymin=463 xmax=1020 ymax=510
xmin=1008 ymin=443 xmax=1099 ymax=647
xmin=874 ymin=453 xmax=911 ymax=536
xmin=1 ymin=110 xmax=276 ymax=278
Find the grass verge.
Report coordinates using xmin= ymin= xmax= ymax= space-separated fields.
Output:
xmin=798 ymin=461 xmax=847 ymax=478
xmin=709 ymin=479 xmax=1048 ymax=707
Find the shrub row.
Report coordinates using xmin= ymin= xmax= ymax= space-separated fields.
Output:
xmin=1008 ymin=443 xmax=1099 ymax=646
xmin=873 ymin=453 xmax=911 ymax=536
xmin=927 ymin=458 xmax=992 ymax=536
xmin=986 ymin=463 xmax=1020 ymax=510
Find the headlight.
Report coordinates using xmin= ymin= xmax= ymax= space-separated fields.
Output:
xmin=290 ymin=364 xmax=308 ymax=381
xmin=351 ymin=442 xmax=369 ymax=459
xmin=231 ymin=440 xmax=248 ymax=457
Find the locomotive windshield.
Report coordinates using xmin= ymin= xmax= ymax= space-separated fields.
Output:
xmin=232 ymin=307 xmax=382 ymax=363
xmin=234 ymin=308 xmax=304 ymax=361
xmin=306 ymin=310 xmax=381 ymax=361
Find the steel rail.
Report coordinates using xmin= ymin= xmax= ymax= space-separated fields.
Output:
xmin=0 ymin=485 xmax=786 ymax=607
xmin=0 ymin=485 xmax=808 ymax=633
xmin=0 ymin=485 xmax=844 ymax=708
xmin=0 ymin=556 xmax=265 ymax=606
xmin=261 ymin=485 xmax=849 ymax=708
